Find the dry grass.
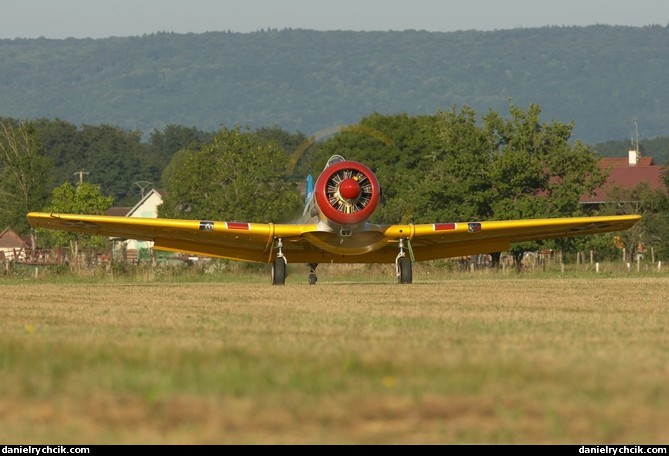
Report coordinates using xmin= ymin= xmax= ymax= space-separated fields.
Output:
xmin=1 ymin=270 xmax=668 ymax=444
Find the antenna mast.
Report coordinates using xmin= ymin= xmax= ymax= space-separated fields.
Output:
xmin=134 ymin=181 xmax=153 ymax=199
xmin=628 ymin=119 xmax=641 ymax=166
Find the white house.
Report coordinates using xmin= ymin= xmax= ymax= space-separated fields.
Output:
xmin=110 ymin=189 xmax=163 ymax=262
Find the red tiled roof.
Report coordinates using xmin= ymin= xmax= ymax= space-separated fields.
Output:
xmin=581 ymin=156 xmax=666 ymax=203
xmin=107 ymin=207 xmax=132 ymax=216
xmin=599 ymin=156 xmax=655 ymax=168
xmin=0 ymin=227 xmax=28 ymax=249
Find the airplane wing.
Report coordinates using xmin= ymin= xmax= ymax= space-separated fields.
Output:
xmin=26 ymin=212 xmax=317 ymax=263
xmin=27 ymin=212 xmax=641 ymax=264
xmin=389 ymin=215 xmax=642 ymax=262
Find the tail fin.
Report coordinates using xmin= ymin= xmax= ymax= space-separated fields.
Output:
xmin=304 ymin=174 xmax=314 ymax=207
xmin=301 ymin=174 xmax=314 ymax=218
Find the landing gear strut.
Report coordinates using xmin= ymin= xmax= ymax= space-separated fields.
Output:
xmin=271 ymin=238 xmax=287 ymax=285
xmin=308 ymin=263 xmax=318 ymax=285
xmin=396 ymin=238 xmax=413 ymax=284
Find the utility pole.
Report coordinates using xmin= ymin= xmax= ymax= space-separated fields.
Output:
xmin=74 ymin=170 xmax=89 ymax=184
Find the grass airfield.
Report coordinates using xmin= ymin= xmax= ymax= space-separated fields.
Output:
xmin=1 ymin=263 xmax=668 ymax=444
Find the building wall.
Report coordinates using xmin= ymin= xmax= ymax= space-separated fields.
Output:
xmin=113 ymin=190 xmax=163 ymax=260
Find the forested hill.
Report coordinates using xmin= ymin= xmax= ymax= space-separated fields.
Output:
xmin=1 ymin=25 xmax=668 ymax=144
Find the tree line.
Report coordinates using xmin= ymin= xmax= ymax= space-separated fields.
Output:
xmin=2 ymin=26 xmax=669 ymax=147
xmin=1 ymin=103 xmax=668 ymax=263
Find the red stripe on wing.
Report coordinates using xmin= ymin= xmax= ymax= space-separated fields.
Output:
xmin=433 ymin=223 xmax=457 ymax=231
xmin=226 ymin=222 xmax=250 ymax=230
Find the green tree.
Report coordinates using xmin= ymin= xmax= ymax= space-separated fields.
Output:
xmin=79 ymin=125 xmax=161 ymax=205
xmin=146 ymin=124 xmax=213 ymax=170
xmin=32 ymin=117 xmax=83 ymax=189
xmin=254 ymin=126 xmax=307 ymax=160
xmin=33 ymin=119 xmax=163 ymax=205
xmin=412 ymin=106 xmax=495 ymax=222
xmin=599 ymin=183 xmax=669 ymax=261
xmin=483 ymin=103 xmax=606 ymax=261
xmin=0 ymin=119 xmax=52 ymax=251
xmin=43 ymin=182 xmax=114 ymax=268
xmin=160 ymin=126 xmax=302 ymax=222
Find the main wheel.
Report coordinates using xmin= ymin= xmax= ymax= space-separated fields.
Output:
xmin=398 ymin=257 xmax=412 ymax=284
xmin=271 ymin=258 xmax=287 ymax=285
xmin=308 ymin=263 xmax=318 ymax=285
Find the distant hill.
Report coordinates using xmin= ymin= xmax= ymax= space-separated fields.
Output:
xmin=1 ymin=26 xmax=668 ymax=146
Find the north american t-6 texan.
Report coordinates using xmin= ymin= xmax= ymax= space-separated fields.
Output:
xmin=27 ymin=154 xmax=641 ymax=285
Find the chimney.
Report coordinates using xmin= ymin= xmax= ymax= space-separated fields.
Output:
xmin=628 ymin=149 xmax=639 ymax=166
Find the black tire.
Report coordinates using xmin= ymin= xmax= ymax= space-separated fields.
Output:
xmin=271 ymin=258 xmax=287 ymax=285
xmin=308 ymin=273 xmax=317 ymax=285
xmin=398 ymin=257 xmax=412 ymax=284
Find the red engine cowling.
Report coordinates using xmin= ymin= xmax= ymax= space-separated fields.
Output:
xmin=314 ymin=160 xmax=381 ymax=226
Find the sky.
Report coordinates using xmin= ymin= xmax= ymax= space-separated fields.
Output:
xmin=1 ymin=0 xmax=668 ymax=39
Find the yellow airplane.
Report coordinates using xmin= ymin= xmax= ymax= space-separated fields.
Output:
xmin=27 ymin=154 xmax=641 ymax=285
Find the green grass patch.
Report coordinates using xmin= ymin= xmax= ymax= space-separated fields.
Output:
xmin=0 ymin=272 xmax=668 ymax=443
